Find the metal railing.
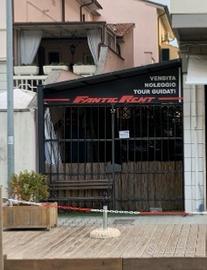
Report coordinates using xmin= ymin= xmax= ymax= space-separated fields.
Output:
xmin=13 ymin=75 xmax=48 ymax=92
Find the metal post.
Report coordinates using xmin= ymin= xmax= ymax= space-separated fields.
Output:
xmin=0 ymin=187 xmax=4 ymax=270
xmin=103 ymin=205 xmax=108 ymax=230
xmin=111 ymin=105 xmax=115 ymax=208
xmin=6 ymin=0 xmax=14 ymax=187
xmin=37 ymin=86 xmax=45 ymax=173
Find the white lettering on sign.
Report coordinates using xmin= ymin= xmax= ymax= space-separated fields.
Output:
xmin=150 ymin=76 xmax=176 ymax=81
xmin=144 ymin=82 xmax=177 ymax=88
xmin=133 ymin=72 xmax=178 ymax=97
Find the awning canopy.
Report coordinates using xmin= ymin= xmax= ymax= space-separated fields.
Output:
xmin=41 ymin=59 xmax=182 ymax=105
xmin=186 ymin=55 xmax=207 ymax=85
xmin=14 ymin=22 xmax=106 ymax=39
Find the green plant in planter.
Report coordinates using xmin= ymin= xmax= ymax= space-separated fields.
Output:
xmin=10 ymin=170 xmax=49 ymax=202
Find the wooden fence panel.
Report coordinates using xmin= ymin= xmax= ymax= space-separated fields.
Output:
xmin=46 ymin=161 xmax=183 ymax=211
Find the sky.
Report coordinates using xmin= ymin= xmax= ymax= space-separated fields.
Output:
xmin=153 ymin=0 xmax=170 ymax=8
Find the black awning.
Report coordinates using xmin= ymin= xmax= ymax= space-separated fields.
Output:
xmin=41 ymin=59 xmax=182 ymax=105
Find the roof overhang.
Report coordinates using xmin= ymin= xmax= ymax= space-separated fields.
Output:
xmin=78 ymin=0 xmax=102 ymax=11
xmin=106 ymin=24 xmax=135 ymax=38
xmin=43 ymin=59 xmax=181 ymax=92
xmin=172 ymin=14 xmax=207 ymax=43
xmin=13 ymin=21 xmax=106 ymax=38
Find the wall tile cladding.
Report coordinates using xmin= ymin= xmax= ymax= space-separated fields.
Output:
xmin=183 ymin=79 xmax=206 ymax=212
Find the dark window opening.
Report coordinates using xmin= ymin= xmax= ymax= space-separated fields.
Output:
xmin=82 ymin=14 xmax=86 ymax=22
xmin=116 ymin=43 xmax=121 ymax=56
xmin=161 ymin=48 xmax=170 ymax=62
xmin=48 ymin=52 xmax=60 ymax=64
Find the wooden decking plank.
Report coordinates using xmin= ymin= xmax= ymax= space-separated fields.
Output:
xmin=13 ymin=226 xmax=82 ymax=259
xmin=123 ymin=225 xmax=147 ymax=258
xmin=3 ymin=231 xmax=45 ymax=258
xmin=134 ymin=225 xmax=158 ymax=257
xmin=195 ymin=225 xmax=206 ymax=257
xmin=80 ymin=226 xmax=125 ymax=258
xmin=55 ymin=225 xmax=98 ymax=258
xmin=94 ymin=227 xmax=129 ymax=258
xmin=154 ymin=225 xmax=175 ymax=256
xmin=40 ymin=225 xmax=93 ymax=258
xmin=174 ymin=225 xmax=190 ymax=257
xmin=21 ymin=227 xmax=71 ymax=258
xmin=105 ymin=227 xmax=134 ymax=257
xmin=3 ymin=223 xmax=207 ymax=260
xmin=128 ymin=225 xmax=154 ymax=257
xmin=141 ymin=224 xmax=166 ymax=257
xmin=8 ymin=227 xmax=66 ymax=258
xmin=163 ymin=224 xmax=182 ymax=257
xmin=185 ymin=225 xmax=198 ymax=257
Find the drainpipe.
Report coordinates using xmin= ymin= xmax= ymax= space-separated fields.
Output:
xmin=157 ymin=11 xmax=166 ymax=62
xmin=62 ymin=0 xmax=65 ymax=22
xmin=80 ymin=0 xmax=94 ymax=22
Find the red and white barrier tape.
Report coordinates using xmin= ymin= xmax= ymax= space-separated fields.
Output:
xmin=5 ymin=198 xmax=207 ymax=216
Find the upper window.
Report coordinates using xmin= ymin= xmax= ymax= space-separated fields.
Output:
xmin=161 ymin=48 xmax=170 ymax=62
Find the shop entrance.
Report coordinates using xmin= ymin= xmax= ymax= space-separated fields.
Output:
xmin=39 ymin=60 xmax=184 ymax=211
xmin=44 ymin=103 xmax=183 ymax=211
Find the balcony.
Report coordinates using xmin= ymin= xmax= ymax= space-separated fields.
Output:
xmin=12 ymin=21 xmax=126 ymax=91
xmin=13 ymin=64 xmax=97 ymax=91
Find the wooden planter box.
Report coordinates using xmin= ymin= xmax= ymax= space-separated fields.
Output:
xmin=3 ymin=203 xmax=58 ymax=230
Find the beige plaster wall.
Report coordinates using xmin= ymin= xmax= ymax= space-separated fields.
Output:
xmin=0 ymin=111 xmax=37 ymax=197
xmin=14 ymin=0 xmax=62 ymax=22
xmin=13 ymin=0 xmax=94 ymax=22
xmin=96 ymin=0 xmax=159 ymax=67
xmin=65 ymin=0 xmax=93 ymax=22
xmin=102 ymin=49 xmax=127 ymax=74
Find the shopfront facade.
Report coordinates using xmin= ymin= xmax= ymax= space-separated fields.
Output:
xmin=38 ymin=60 xmax=184 ymax=211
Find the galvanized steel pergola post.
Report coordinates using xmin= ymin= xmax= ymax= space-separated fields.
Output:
xmin=0 ymin=187 xmax=3 ymax=270
xmin=6 ymin=0 xmax=14 ymax=186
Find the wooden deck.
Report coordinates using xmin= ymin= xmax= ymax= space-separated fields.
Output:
xmin=3 ymin=224 xmax=207 ymax=259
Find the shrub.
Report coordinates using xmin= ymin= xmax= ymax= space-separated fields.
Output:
xmin=10 ymin=170 xmax=49 ymax=202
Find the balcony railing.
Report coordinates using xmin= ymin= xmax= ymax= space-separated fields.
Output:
xmin=13 ymin=75 xmax=48 ymax=92
xmin=13 ymin=65 xmax=98 ymax=91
